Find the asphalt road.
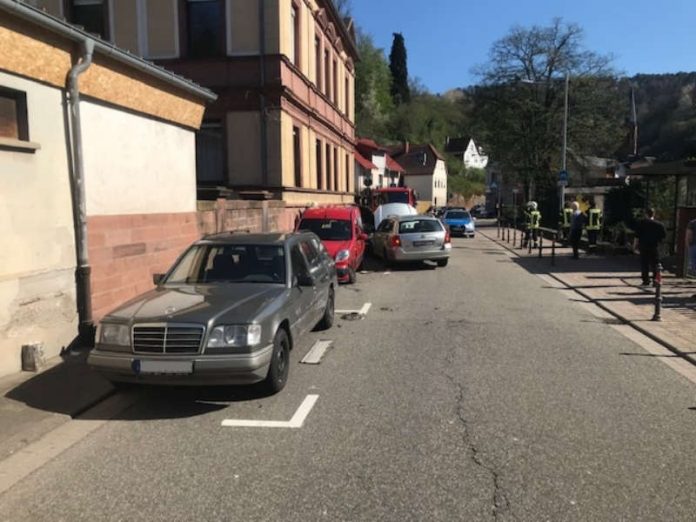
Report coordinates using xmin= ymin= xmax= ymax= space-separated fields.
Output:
xmin=2 ymin=226 xmax=696 ymax=521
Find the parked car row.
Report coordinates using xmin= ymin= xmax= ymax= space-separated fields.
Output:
xmin=87 ymin=200 xmax=470 ymax=394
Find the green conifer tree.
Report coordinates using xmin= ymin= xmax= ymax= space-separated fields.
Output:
xmin=389 ymin=33 xmax=410 ymax=105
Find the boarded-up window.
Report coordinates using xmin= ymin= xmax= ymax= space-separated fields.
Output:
xmin=0 ymin=88 xmax=28 ymax=141
xmin=333 ymin=146 xmax=338 ymax=192
xmin=314 ymin=36 xmax=321 ymax=89
xmin=316 ymin=138 xmax=323 ymax=190
xmin=293 ymin=126 xmax=302 ymax=187
xmin=324 ymin=50 xmax=330 ymax=98
xmin=332 ymin=59 xmax=337 ymax=105
xmin=147 ymin=0 xmax=179 ymax=58
xmin=196 ymin=121 xmax=225 ymax=184
xmin=71 ymin=0 xmax=107 ymax=39
xmin=325 ymin=143 xmax=332 ymax=190
xmin=290 ymin=4 xmax=300 ymax=66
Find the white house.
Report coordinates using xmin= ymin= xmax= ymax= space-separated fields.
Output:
xmin=354 ymin=138 xmax=405 ymax=192
xmin=392 ymin=144 xmax=448 ymax=212
xmin=445 ymin=136 xmax=489 ymax=170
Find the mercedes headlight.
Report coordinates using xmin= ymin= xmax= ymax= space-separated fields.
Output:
xmin=335 ymin=249 xmax=350 ymax=262
xmin=207 ymin=325 xmax=262 ymax=348
xmin=99 ymin=323 xmax=130 ymax=347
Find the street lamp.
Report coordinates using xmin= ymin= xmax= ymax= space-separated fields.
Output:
xmin=560 ymin=72 xmax=569 ymax=210
xmin=520 ymin=72 xmax=570 ymax=214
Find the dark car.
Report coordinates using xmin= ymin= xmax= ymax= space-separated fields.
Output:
xmin=88 ymin=232 xmax=337 ymax=393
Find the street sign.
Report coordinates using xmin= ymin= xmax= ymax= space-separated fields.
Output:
xmin=490 ymin=182 xmax=498 ymax=190
xmin=559 ymin=170 xmax=568 ymax=182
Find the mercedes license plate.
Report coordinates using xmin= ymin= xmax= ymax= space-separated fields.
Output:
xmin=137 ymin=360 xmax=193 ymax=375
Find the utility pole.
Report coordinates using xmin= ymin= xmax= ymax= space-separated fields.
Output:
xmin=560 ymin=71 xmax=569 ymax=212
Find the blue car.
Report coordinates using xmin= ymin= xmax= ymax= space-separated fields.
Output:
xmin=442 ymin=209 xmax=476 ymax=238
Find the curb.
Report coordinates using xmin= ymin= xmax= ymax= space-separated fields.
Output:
xmin=479 ymin=228 xmax=696 ymax=367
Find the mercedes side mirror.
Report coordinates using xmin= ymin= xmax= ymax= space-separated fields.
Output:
xmin=296 ymin=273 xmax=315 ymax=287
xmin=152 ymin=273 xmax=165 ymax=285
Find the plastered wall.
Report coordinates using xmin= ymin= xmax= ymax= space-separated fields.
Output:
xmin=80 ymin=100 xmax=197 ymax=216
xmin=0 ymin=72 xmax=77 ymax=377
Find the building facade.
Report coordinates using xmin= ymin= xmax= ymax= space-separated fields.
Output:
xmin=29 ymin=0 xmax=359 ymax=207
xmin=0 ymin=1 xmax=212 ymax=377
xmin=392 ymin=144 xmax=448 ymax=212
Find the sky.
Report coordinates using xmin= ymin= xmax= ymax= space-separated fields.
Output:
xmin=349 ymin=0 xmax=696 ymax=94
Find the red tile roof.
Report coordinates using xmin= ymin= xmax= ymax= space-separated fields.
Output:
xmin=355 ymin=150 xmax=377 ymax=170
xmin=386 ymin=155 xmax=405 ymax=173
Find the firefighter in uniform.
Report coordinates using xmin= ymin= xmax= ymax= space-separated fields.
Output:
xmin=559 ymin=203 xmax=573 ymax=243
xmin=586 ymin=201 xmax=603 ymax=253
xmin=523 ymin=201 xmax=542 ymax=248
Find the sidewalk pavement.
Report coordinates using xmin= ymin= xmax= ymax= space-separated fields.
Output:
xmin=483 ymin=228 xmax=696 ymax=366
xmin=0 ymin=349 xmax=114 ymax=463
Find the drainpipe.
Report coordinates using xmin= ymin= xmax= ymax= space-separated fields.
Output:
xmin=258 ymin=1 xmax=269 ymax=186
xmin=68 ymin=38 xmax=95 ymax=344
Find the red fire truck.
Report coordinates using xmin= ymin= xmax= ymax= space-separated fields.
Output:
xmin=360 ymin=187 xmax=418 ymax=210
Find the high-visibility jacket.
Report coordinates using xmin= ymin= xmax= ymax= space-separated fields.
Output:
xmin=587 ymin=209 xmax=603 ymax=231
xmin=560 ymin=208 xmax=572 ymax=228
xmin=526 ymin=210 xmax=541 ymax=229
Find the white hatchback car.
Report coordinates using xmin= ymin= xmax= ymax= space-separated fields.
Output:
xmin=373 ymin=203 xmax=418 ymax=230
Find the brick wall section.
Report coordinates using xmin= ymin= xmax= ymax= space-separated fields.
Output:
xmin=197 ymin=199 xmax=298 ymax=235
xmin=88 ymin=212 xmax=199 ymax=319
xmin=87 ymin=203 xmax=301 ymax=319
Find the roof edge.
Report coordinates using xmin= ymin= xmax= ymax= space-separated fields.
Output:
xmin=323 ymin=0 xmax=359 ymax=60
xmin=0 ymin=0 xmax=217 ymax=103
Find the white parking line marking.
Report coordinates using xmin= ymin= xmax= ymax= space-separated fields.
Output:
xmin=335 ymin=302 xmax=372 ymax=316
xmin=221 ymin=394 xmax=319 ymax=429
xmin=300 ymin=340 xmax=333 ymax=364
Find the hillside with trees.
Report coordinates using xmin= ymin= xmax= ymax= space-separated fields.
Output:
xmin=342 ymin=0 xmax=696 ymax=202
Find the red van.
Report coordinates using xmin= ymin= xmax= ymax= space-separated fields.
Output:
xmin=297 ymin=206 xmax=367 ymax=284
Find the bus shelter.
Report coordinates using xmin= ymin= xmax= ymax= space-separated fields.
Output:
xmin=629 ymin=160 xmax=696 ymax=277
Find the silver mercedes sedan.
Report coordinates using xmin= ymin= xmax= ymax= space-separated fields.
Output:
xmin=372 ymin=215 xmax=452 ymax=267
xmin=88 ymin=232 xmax=337 ymax=393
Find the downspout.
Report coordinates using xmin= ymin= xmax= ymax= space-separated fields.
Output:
xmin=258 ymin=0 xmax=269 ymax=231
xmin=68 ymin=38 xmax=95 ymax=343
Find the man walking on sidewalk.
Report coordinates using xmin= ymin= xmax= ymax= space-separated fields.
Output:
xmin=569 ymin=201 xmax=585 ymax=259
xmin=633 ymin=208 xmax=666 ymax=286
